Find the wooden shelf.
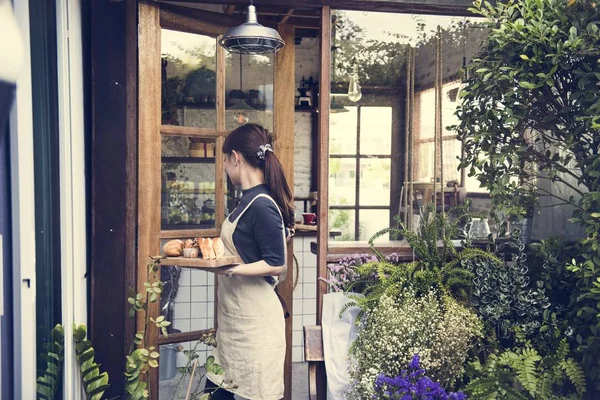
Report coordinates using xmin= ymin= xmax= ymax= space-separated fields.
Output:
xmin=296 ymin=223 xmax=317 ymax=232
xmin=162 ymin=156 xmax=215 ymax=164
xmin=177 ymin=102 xmax=268 ymax=111
xmin=162 ymin=222 xmax=215 ymax=230
xmin=161 ymin=255 xmax=241 ymax=268
xmin=176 ymin=102 xmax=216 ymax=109
xmin=179 ymin=104 xmax=317 ymax=112
xmin=295 ymin=106 xmax=317 ymax=112
xmin=312 ymin=239 xmax=471 ymax=261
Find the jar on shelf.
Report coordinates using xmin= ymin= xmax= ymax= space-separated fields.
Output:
xmin=247 ymin=89 xmax=262 ymax=107
xmin=179 ymin=204 xmax=189 ymax=224
xmin=202 ymin=198 xmax=216 ymax=221
xmin=191 ymin=207 xmax=202 ymax=224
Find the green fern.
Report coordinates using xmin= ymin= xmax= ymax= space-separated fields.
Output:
xmin=73 ymin=324 xmax=110 ymax=400
xmin=358 ymin=202 xmax=500 ymax=307
xmin=368 ymin=225 xmax=404 ymax=260
xmin=556 ymin=338 xmax=570 ymax=360
xmin=36 ymin=324 xmax=65 ymax=400
xmin=343 ymin=261 xmax=415 ymax=314
xmin=466 ymin=342 xmax=586 ymax=399
xmin=467 ymin=374 xmax=529 ymax=400
xmin=510 ymin=348 xmax=541 ymax=394
xmin=559 ymin=358 xmax=586 ymax=397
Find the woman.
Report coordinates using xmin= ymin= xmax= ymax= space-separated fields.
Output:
xmin=204 ymin=123 xmax=295 ymax=400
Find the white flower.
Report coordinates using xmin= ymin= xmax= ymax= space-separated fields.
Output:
xmin=347 ymin=289 xmax=483 ymax=399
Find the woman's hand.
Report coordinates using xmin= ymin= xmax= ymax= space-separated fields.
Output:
xmin=286 ymin=226 xmax=295 ymax=243
xmin=209 ymin=263 xmax=240 ymax=276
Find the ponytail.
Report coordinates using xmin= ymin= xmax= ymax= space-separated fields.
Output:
xmin=264 ymin=154 xmax=295 ymax=229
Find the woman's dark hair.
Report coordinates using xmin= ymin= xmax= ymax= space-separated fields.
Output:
xmin=223 ymin=123 xmax=295 ymax=228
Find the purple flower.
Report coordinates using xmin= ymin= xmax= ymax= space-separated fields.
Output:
xmin=372 ymin=354 xmax=467 ymax=400
xmin=409 ymin=354 xmax=421 ymax=370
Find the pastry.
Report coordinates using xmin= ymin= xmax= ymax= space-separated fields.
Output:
xmin=163 ymin=239 xmax=183 ymax=257
xmin=200 ymin=237 xmax=216 ymax=260
xmin=206 ymin=238 xmax=216 ymax=260
xmin=212 ymin=237 xmax=224 ymax=259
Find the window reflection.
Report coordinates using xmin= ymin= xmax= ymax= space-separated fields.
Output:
xmin=161 ymin=29 xmax=217 ymax=128
xmin=329 ymin=10 xmax=490 ymax=240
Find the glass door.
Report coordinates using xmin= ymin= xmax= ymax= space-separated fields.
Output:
xmin=138 ymin=3 xmax=275 ymax=398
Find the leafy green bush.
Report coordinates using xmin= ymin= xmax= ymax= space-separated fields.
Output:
xmin=453 ymin=0 xmax=600 ymax=391
xmin=73 ymin=324 xmax=111 ymax=400
xmin=36 ymin=324 xmax=65 ymax=400
xmin=453 ymin=0 xmax=600 ymax=220
xmin=467 ymin=234 xmax=549 ymax=344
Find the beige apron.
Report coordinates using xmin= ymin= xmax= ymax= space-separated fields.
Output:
xmin=206 ymin=194 xmax=287 ymax=400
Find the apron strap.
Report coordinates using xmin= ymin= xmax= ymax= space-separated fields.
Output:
xmin=231 ymin=193 xmax=282 ymax=224
xmin=275 ymin=287 xmax=290 ymax=319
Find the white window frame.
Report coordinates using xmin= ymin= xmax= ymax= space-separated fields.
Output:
xmin=8 ymin=0 xmax=88 ymax=398
xmin=56 ymin=0 xmax=88 ymax=398
xmin=10 ymin=0 xmax=37 ymax=397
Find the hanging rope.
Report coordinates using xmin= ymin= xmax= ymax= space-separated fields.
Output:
xmin=403 ymin=45 xmax=412 ymax=228
xmin=434 ymin=32 xmax=439 ymax=210
xmin=409 ymin=46 xmax=415 ymax=230
xmin=436 ymin=26 xmax=445 ymax=238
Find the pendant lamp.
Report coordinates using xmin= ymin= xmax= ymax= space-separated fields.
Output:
xmin=219 ymin=2 xmax=284 ymax=55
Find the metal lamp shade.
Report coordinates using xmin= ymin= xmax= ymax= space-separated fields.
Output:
xmin=219 ymin=5 xmax=284 ymax=55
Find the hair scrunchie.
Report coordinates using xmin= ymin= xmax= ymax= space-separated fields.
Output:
xmin=256 ymin=143 xmax=273 ymax=160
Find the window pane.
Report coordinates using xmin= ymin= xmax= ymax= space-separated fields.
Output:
xmin=442 ymin=138 xmax=461 ymax=185
xmin=161 ymin=137 xmax=217 ymax=230
xmin=414 ymin=142 xmax=435 ymax=184
xmin=158 ymin=261 xmax=216 ymax=339
xmin=330 ymin=106 xmax=358 ymax=154
xmin=329 ymin=209 xmax=356 ymax=241
xmin=413 ymin=140 xmax=462 ymax=187
xmin=161 ymin=29 xmax=217 ymax=128
xmin=360 ymin=107 xmax=392 ymax=155
xmin=358 ymin=210 xmax=390 ymax=242
xmin=225 ymin=52 xmax=274 ymax=131
xmin=329 ymin=158 xmax=356 ymax=206
xmin=359 ymin=159 xmax=391 ymax=206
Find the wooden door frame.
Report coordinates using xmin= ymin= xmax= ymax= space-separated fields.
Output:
xmin=89 ymin=0 xmax=138 ymax=398
xmin=316 ymin=6 xmax=330 ymax=328
xmin=138 ymin=2 xmax=296 ymax=397
xmin=273 ymin=23 xmax=296 ymax=400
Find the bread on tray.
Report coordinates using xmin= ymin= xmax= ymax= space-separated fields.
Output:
xmin=164 ymin=237 xmax=226 ymax=260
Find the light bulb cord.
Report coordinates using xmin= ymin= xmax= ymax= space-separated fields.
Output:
xmin=239 ymin=53 xmax=243 ymax=91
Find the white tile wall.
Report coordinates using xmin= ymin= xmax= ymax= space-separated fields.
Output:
xmin=292 ymin=236 xmax=319 ymax=362
xmin=170 ymin=269 xmax=216 ymax=367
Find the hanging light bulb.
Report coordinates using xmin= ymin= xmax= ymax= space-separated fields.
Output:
xmin=347 ymin=63 xmax=362 ymax=102
xmin=234 ymin=111 xmax=249 ymax=125
xmin=229 ymin=53 xmax=254 ymax=125
xmin=458 ymin=19 xmax=469 ymax=99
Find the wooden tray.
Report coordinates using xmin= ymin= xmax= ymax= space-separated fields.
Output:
xmin=295 ymin=223 xmax=317 ymax=232
xmin=161 ymin=255 xmax=241 ymax=268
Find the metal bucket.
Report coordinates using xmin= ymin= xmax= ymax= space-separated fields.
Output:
xmin=159 ymin=343 xmax=179 ymax=381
